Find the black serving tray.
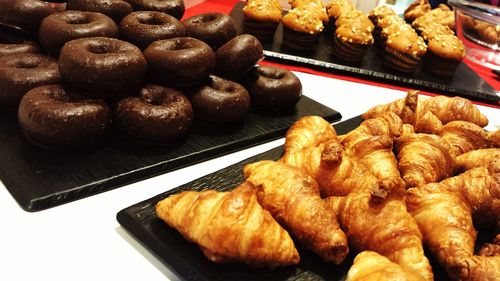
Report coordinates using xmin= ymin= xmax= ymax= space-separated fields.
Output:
xmin=117 ymin=115 xmax=496 ymax=281
xmin=230 ymin=2 xmax=499 ymax=103
xmin=0 ymin=96 xmax=340 ymax=212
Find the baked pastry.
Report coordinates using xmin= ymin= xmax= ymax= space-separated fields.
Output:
xmin=0 ymin=0 xmax=56 ymax=34
xmin=455 ymin=148 xmax=500 ymax=173
xmin=125 ymin=0 xmax=185 ymax=20
xmin=214 ymin=34 xmax=264 ymax=80
xmin=119 ymin=11 xmax=185 ymax=49
xmin=18 ymin=84 xmax=112 ymax=150
xmin=423 ymin=34 xmax=466 ymax=76
xmin=66 ymin=0 xmax=133 ymax=23
xmin=156 ymin=182 xmax=300 ymax=268
xmin=0 ymin=41 xmax=41 ymax=57
xmin=114 ymin=84 xmax=193 ymax=143
xmin=283 ymin=115 xmax=337 ymax=153
xmin=403 ymin=0 xmax=431 ymax=23
xmin=383 ymin=28 xmax=427 ymax=73
xmin=333 ymin=21 xmax=374 ymax=62
xmin=417 ymin=23 xmax=455 ymax=43
xmin=39 ymin=11 xmax=119 ymax=55
xmin=143 ymin=37 xmax=215 ymax=88
xmin=368 ymin=5 xmax=397 ymax=26
xmin=242 ymin=0 xmax=282 ymax=42
xmin=0 ymin=53 xmax=61 ymax=108
xmin=362 ymin=90 xmax=418 ymax=126
xmin=243 ymin=160 xmax=349 ymax=264
xmin=412 ymin=4 xmax=455 ymax=32
xmin=438 ymin=121 xmax=499 ymax=156
xmin=58 ymin=37 xmax=147 ymax=98
xmin=282 ymin=3 xmax=325 ymax=51
xmin=325 ymin=0 xmax=356 ymax=27
xmin=182 ymin=12 xmax=238 ymax=50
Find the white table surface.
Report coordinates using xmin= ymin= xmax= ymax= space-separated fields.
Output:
xmin=1 ymin=72 xmax=498 ymax=281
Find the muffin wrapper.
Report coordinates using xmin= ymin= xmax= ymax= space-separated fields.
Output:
xmin=333 ymin=34 xmax=370 ymax=61
xmin=423 ymin=51 xmax=461 ymax=76
xmin=282 ymin=27 xmax=320 ymax=51
xmin=383 ymin=46 xmax=422 ymax=73
xmin=243 ymin=18 xmax=279 ymax=42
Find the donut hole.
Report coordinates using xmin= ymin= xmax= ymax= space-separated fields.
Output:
xmin=138 ymin=15 xmax=165 ymax=26
xmin=65 ymin=14 xmax=91 ymax=25
xmin=15 ymin=58 xmax=40 ymax=69
xmin=86 ymin=42 xmax=118 ymax=55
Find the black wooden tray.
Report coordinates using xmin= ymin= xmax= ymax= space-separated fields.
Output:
xmin=117 ymin=115 xmax=496 ymax=281
xmin=0 ymin=96 xmax=340 ymax=212
xmin=230 ymin=2 xmax=499 ymax=103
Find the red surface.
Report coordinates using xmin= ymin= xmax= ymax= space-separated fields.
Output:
xmin=185 ymin=0 xmax=499 ymax=108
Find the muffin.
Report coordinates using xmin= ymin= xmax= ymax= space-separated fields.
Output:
xmin=281 ymin=4 xmax=325 ymax=51
xmin=383 ymin=29 xmax=427 ymax=73
xmin=242 ymin=0 xmax=282 ymax=42
xmin=423 ymin=34 xmax=466 ymax=76
xmin=333 ymin=22 xmax=374 ymax=62
xmin=412 ymin=4 xmax=455 ymax=32
xmin=404 ymin=0 xmax=431 ymax=23
xmin=335 ymin=9 xmax=374 ymax=31
xmin=368 ymin=5 xmax=397 ymax=26
xmin=325 ymin=0 xmax=356 ymax=29
xmin=418 ymin=23 xmax=455 ymax=43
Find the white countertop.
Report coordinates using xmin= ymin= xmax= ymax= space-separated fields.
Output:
xmin=1 ymin=72 xmax=498 ymax=281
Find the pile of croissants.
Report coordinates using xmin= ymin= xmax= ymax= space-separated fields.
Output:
xmin=155 ymin=90 xmax=499 ymax=281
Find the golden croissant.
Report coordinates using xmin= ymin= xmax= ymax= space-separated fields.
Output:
xmin=243 ymin=160 xmax=349 ymax=264
xmin=155 ymin=182 xmax=300 ymax=268
xmin=395 ymin=133 xmax=456 ymax=188
xmin=340 ymin=112 xmax=404 ymax=142
xmin=326 ymin=189 xmax=433 ymax=280
xmin=415 ymin=111 xmax=443 ymax=134
xmin=280 ymin=138 xmax=382 ymax=197
xmin=346 ymin=251 xmax=427 ymax=281
xmin=283 ymin=115 xmax=337 ymax=153
xmin=406 ymin=158 xmax=500 ymax=280
xmin=438 ymin=121 xmax=500 ymax=156
xmin=456 ymin=148 xmax=500 ymax=173
xmin=362 ymin=90 xmax=418 ymax=125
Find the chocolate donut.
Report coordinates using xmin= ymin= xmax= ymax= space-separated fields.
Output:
xmin=39 ymin=11 xmax=119 ymax=55
xmin=119 ymin=11 xmax=185 ymax=49
xmin=182 ymin=12 xmax=238 ymax=50
xmin=66 ymin=0 xmax=133 ymax=23
xmin=0 ymin=53 xmax=61 ymax=108
xmin=114 ymin=84 xmax=193 ymax=143
xmin=190 ymin=75 xmax=250 ymax=126
xmin=244 ymin=65 xmax=302 ymax=111
xmin=0 ymin=0 xmax=56 ymax=34
xmin=59 ymin=37 xmax=147 ymax=99
xmin=215 ymin=34 xmax=264 ymax=80
xmin=0 ymin=42 xmax=42 ymax=57
xmin=143 ymin=37 xmax=215 ymax=88
xmin=18 ymin=84 xmax=112 ymax=150
xmin=125 ymin=0 xmax=185 ymax=20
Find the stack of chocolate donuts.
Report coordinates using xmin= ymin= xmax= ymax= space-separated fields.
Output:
xmin=0 ymin=0 xmax=303 ymax=150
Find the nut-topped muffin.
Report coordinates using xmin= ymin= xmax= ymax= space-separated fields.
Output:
xmin=282 ymin=3 xmax=325 ymax=51
xmin=418 ymin=23 xmax=455 ymax=43
xmin=335 ymin=9 xmax=374 ymax=31
xmin=412 ymin=4 xmax=455 ymax=32
xmin=383 ymin=28 xmax=427 ymax=73
xmin=404 ymin=0 xmax=431 ymax=23
xmin=325 ymin=0 xmax=356 ymax=28
xmin=243 ymin=0 xmax=282 ymax=42
xmin=333 ymin=22 xmax=374 ymax=62
xmin=423 ymin=34 xmax=466 ymax=76
xmin=368 ymin=5 xmax=397 ymax=26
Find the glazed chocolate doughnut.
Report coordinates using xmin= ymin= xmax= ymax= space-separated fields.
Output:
xmin=66 ymin=0 xmax=133 ymax=23
xmin=0 ymin=53 xmax=61 ymax=108
xmin=190 ymin=75 xmax=250 ymax=126
xmin=182 ymin=12 xmax=238 ymax=50
xmin=39 ymin=11 xmax=119 ymax=55
xmin=119 ymin=11 xmax=185 ymax=49
xmin=0 ymin=42 xmax=42 ymax=57
xmin=215 ymin=34 xmax=264 ymax=80
xmin=125 ymin=0 xmax=185 ymax=20
xmin=244 ymin=65 xmax=302 ymax=111
xmin=18 ymin=84 xmax=112 ymax=150
xmin=58 ymin=37 xmax=147 ymax=98
xmin=114 ymin=84 xmax=193 ymax=143
xmin=143 ymin=37 xmax=215 ymax=88
xmin=0 ymin=0 xmax=56 ymax=34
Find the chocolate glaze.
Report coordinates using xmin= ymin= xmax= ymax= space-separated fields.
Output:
xmin=0 ymin=53 xmax=61 ymax=109
xmin=244 ymin=65 xmax=302 ymax=111
xmin=0 ymin=42 xmax=42 ymax=57
xmin=190 ymin=75 xmax=250 ymax=126
xmin=0 ymin=0 xmax=56 ymax=34
xmin=125 ymin=0 xmax=185 ymax=20
xmin=58 ymin=37 xmax=147 ymax=99
xmin=114 ymin=84 xmax=193 ymax=143
xmin=18 ymin=84 xmax=112 ymax=150
xmin=215 ymin=34 xmax=264 ymax=80
xmin=144 ymin=37 xmax=214 ymax=87
xmin=66 ymin=0 xmax=133 ymax=23
xmin=39 ymin=11 xmax=119 ymax=55
xmin=182 ymin=12 xmax=238 ymax=50
xmin=119 ymin=11 xmax=185 ymax=50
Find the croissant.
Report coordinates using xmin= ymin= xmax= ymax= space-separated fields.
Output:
xmin=362 ymin=90 xmax=418 ymax=125
xmin=346 ymin=251 xmax=427 ymax=281
xmin=283 ymin=115 xmax=337 ymax=153
xmin=280 ymin=138 xmax=382 ymax=197
xmin=395 ymin=133 xmax=456 ymax=188
xmin=243 ymin=160 xmax=349 ymax=264
xmin=456 ymin=148 xmax=500 ymax=173
xmin=326 ymin=189 xmax=433 ymax=280
xmin=340 ymin=112 xmax=403 ymax=143
xmin=414 ymin=111 xmax=442 ymax=134
xmin=406 ymin=158 xmax=500 ymax=280
xmin=155 ymin=182 xmax=300 ymax=268
xmin=437 ymin=121 xmax=500 ymax=156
